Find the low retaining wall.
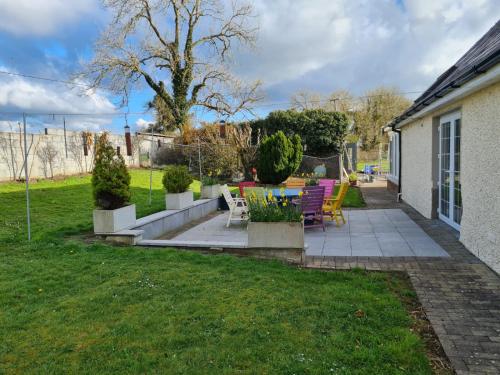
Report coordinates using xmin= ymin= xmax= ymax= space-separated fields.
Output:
xmin=135 ymin=198 xmax=220 ymax=239
xmin=137 ymin=239 xmax=304 ymax=264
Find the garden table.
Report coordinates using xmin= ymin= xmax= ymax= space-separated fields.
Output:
xmin=270 ymin=188 xmax=302 ymax=199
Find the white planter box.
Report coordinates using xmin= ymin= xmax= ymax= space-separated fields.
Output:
xmin=166 ymin=191 xmax=194 ymax=210
xmin=247 ymin=221 xmax=304 ymax=249
xmin=201 ymin=184 xmax=221 ymax=199
xmin=93 ymin=204 xmax=136 ymax=234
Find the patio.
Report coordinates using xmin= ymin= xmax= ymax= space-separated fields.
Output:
xmin=158 ymin=208 xmax=449 ymax=258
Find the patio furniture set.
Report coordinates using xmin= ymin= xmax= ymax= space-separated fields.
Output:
xmin=221 ymin=178 xmax=350 ymax=229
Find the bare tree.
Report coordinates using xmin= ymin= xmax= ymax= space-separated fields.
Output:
xmin=37 ymin=142 xmax=59 ymax=179
xmin=290 ymin=90 xmax=324 ymax=110
xmin=353 ymin=87 xmax=411 ymax=150
xmin=227 ymin=122 xmax=258 ymax=180
xmin=68 ymin=134 xmax=85 ymax=173
xmin=291 ymin=89 xmax=355 ymax=114
xmin=0 ymin=124 xmax=19 ymax=180
xmin=82 ymin=0 xmax=262 ymax=132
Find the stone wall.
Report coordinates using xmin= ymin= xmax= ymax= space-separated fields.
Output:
xmin=0 ymin=128 xmax=173 ymax=181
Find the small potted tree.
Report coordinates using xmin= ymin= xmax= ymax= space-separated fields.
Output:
xmin=163 ymin=165 xmax=194 ymax=209
xmin=349 ymin=172 xmax=358 ymax=186
xmin=92 ymin=133 xmax=135 ymax=233
xmin=201 ymin=176 xmax=221 ymax=199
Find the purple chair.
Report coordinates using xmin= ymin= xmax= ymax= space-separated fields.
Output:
xmin=300 ymin=185 xmax=326 ymax=231
xmin=318 ymin=179 xmax=336 ymax=198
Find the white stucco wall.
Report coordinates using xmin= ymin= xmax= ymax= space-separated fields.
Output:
xmin=460 ymin=82 xmax=500 ymax=273
xmin=400 ymin=80 xmax=500 ymax=273
xmin=401 ymin=117 xmax=434 ymax=218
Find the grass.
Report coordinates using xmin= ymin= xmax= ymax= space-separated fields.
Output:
xmin=0 ymin=170 xmax=435 ymax=374
xmin=0 ymin=169 xmax=199 ymax=242
xmin=0 ymin=243 xmax=432 ymax=374
xmin=335 ymin=185 xmax=365 ymax=208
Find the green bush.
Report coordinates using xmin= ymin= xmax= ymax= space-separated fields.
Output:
xmin=91 ymin=134 xmax=131 ymax=210
xmin=251 ymin=109 xmax=349 ymax=157
xmin=201 ymin=176 xmax=219 ymax=186
xmin=257 ymin=131 xmax=303 ymax=185
xmin=162 ymin=165 xmax=193 ymax=193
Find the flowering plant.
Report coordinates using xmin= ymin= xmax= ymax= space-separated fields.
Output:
xmin=247 ymin=189 xmax=303 ymax=223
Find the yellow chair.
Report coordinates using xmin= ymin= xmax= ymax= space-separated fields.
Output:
xmin=323 ymin=182 xmax=349 ymax=226
xmin=285 ymin=177 xmax=306 ymax=188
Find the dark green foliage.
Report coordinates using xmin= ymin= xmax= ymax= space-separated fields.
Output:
xmin=91 ymin=134 xmax=131 ymax=210
xmin=162 ymin=165 xmax=194 ymax=193
xmin=257 ymin=131 xmax=303 ymax=184
xmin=251 ymin=109 xmax=349 ymax=157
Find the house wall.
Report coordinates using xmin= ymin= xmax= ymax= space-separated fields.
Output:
xmin=400 ymin=80 xmax=500 ymax=273
xmin=401 ymin=117 xmax=434 ymax=218
xmin=460 ymin=82 xmax=500 ymax=273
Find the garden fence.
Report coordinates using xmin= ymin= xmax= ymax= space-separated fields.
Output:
xmin=357 ymin=143 xmax=389 ymax=176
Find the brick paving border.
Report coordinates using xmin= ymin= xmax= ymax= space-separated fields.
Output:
xmin=305 ymin=181 xmax=500 ymax=375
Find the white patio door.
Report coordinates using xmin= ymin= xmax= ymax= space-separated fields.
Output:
xmin=438 ymin=111 xmax=462 ymax=230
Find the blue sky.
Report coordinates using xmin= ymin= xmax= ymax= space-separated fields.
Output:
xmin=0 ymin=0 xmax=498 ymax=134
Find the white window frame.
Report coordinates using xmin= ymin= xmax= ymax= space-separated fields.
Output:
xmin=438 ymin=111 xmax=461 ymax=231
xmin=387 ymin=131 xmax=399 ymax=184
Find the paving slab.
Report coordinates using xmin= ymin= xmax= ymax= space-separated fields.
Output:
xmin=158 ymin=208 xmax=449 ymax=259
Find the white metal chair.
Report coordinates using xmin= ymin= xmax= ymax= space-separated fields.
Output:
xmin=221 ymin=184 xmax=248 ymax=227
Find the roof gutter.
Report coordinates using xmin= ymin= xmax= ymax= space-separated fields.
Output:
xmin=393 ymin=59 xmax=500 ymax=129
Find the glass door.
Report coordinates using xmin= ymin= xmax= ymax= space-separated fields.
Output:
xmin=438 ymin=112 xmax=462 ymax=230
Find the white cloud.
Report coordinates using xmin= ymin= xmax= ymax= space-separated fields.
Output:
xmin=232 ymin=0 xmax=499 ymax=101
xmin=0 ymin=68 xmax=116 ymax=131
xmin=0 ymin=0 xmax=99 ymax=36
xmin=135 ymin=118 xmax=152 ymax=129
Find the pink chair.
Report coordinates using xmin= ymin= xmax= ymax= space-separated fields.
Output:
xmin=299 ymin=185 xmax=326 ymax=231
xmin=319 ymin=179 xmax=336 ymax=198
xmin=238 ymin=181 xmax=256 ymax=197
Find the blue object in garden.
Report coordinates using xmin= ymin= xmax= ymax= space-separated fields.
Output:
xmin=271 ymin=188 xmax=302 ymax=199
xmin=313 ymin=164 xmax=327 ymax=177
xmin=363 ymin=165 xmax=374 ymax=174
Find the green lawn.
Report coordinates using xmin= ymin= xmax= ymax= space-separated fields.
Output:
xmin=357 ymin=160 xmax=389 ymax=173
xmin=0 ymin=170 xmax=434 ymax=374
xmin=0 ymin=169 xmax=199 ymax=242
xmin=335 ymin=185 xmax=365 ymax=208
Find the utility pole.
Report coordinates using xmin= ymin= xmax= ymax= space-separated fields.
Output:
xmin=22 ymin=113 xmax=31 ymax=241
xmin=149 ymin=126 xmax=154 ymax=205
xmin=331 ymin=97 xmax=339 ymax=111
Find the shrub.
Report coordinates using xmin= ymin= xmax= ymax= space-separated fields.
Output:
xmin=153 ymin=144 xmax=188 ymax=166
xmin=257 ymin=131 xmax=303 ymax=185
xmin=162 ymin=165 xmax=193 ymax=193
xmin=201 ymin=176 xmax=219 ymax=186
xmin=91 ymin=133 xmax=131 ymax=210
xmin=306 ymin=178 xmax=318 ymax=186
xmin=250 ymin=109 xmax=349 ymax=157
xmin=349 ymin=172 xmax=358 ymax=182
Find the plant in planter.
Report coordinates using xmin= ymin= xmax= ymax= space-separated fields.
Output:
xmin=201 ymin=175 xmax=221 ymax=199
xmin=163 ymin=165 xmax=194 ymax=209
xmin=349 ymin=172 xmax=358 ymax=186
xmin=92 ymin=133 xmax=135 ymax=233
xmin=246 ymin=191 xmax=304 ymax=249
